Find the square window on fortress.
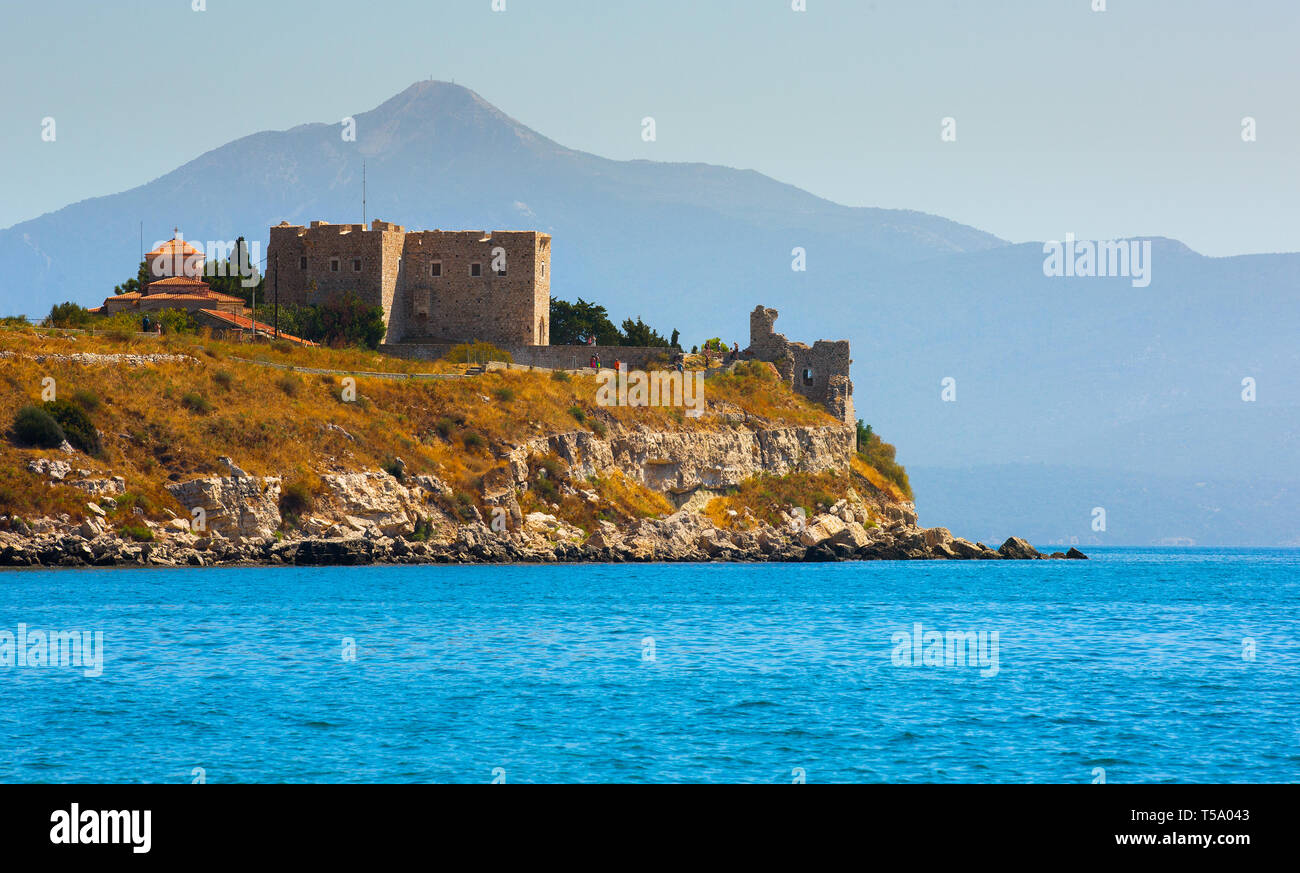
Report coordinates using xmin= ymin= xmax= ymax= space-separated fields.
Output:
xmin=431 ymin=262 xmax=441 ymax=277
xmin=330 ymin=258 xmax=340 ymax=273
xmin=541 ymin=263 xmax=547 ymax=277
xmin=470 ymin=263 xmax=482 ymax=277
xmin=353 ymin=258 xmax=362 ymax=272
xmin=802 ymin=368 xmax=815 ymax=386
xmin=299 ymin=257 xmax=307 ymax=270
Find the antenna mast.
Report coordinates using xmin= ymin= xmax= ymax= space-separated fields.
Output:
xmin=362 ymin=161 xmax=367 ymax=226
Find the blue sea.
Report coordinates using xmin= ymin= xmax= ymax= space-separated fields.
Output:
xmin=1 ymin=548 xmax=1297 ymax=783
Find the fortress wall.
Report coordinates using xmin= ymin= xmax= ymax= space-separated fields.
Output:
xmin=380 ymin=342 xmax=670 ymax=372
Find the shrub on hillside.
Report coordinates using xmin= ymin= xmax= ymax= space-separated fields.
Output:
xmin=12 ymin=405 xmax=65 ymax=448
xmin=279 ymin=478 xmax=316 ymax=524
xmin=857 ymin=427 xmax=911 ymax=498
xmin=44 ymin=400 xmax=101 ymax=456
xmin=119 ymin=523 xmax=153 ymax=543
xmin=276 ymin=374 xmax=302 ymax=397
xmin=71 ymin=388 xmax=101 ymax=413
xmin=181 ymin=392 xmax=213 ymax=415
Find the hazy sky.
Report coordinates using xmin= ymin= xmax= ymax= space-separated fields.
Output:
xmin=3 ymin=0 xmax=1296 ymax=256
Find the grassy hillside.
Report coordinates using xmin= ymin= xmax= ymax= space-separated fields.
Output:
xmin=0 ymin=326 xmax=869 ymax=534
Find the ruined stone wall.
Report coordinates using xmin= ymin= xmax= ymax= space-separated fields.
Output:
xmin=745 ymin=305 xmax=855 ymax=423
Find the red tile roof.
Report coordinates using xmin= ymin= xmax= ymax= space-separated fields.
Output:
xmin=149 ymin=276 xmax=212 ymax=288
xmin=198 ymin=309 xmax=316 ymax=345
xmin=105 ymin=285 xmax=245 ymax=306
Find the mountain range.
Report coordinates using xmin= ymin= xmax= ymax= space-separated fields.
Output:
xmin=2 ymin=81 xmax=1296 ymax=544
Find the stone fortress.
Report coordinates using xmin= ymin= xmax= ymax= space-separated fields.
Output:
xmin=266 ymin=219 xmax=551 ymax=346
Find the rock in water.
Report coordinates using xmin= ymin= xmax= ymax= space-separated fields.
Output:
xmin=997 ymin=537 xmax=1041 ymax=560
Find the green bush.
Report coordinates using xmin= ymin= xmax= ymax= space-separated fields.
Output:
xmin=279 ymin=479 xmax=315 ymax=523
xmin=46 ymin=302 xmax=93 ymax=329
xmin=452 ymin=492 xmax=478 ymax=522
xmin=115 ymin=492 xmax=157 ymax=518
xmin=857 ymin=425 xmax=911 ymax=498
xmin=154 ymin=308 xmax=198 ymax=335
xmin=534 ymin=475 xmax=559 ymax=503
xmin=568 ymin=406 xmax=586 ymax=423
xmin=181 ymin=392 xmax=212 ymax=415
xmin=535 ymin=456 xmax=565 ymax=481
xmin=462 ymin=432 xmax=486 ymax=451
xmin=276 ymin=374 xmax=302 ymax=397
xmin=119 ymin=523 xmax=154 ymax=543
xmin=212 ymin=369 xmax=233 ymax=389
xmin=44 ymin=400 xmax=101 ymax=456
xmin=12 ymin=405 xmax=65 ymax=448
xmin=492 ymin=386 xmax=516 ymax=403
xmin=71 ymin=388 xmax=101 ymax=413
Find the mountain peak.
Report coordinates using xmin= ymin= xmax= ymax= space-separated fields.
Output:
xmin=357 ymin=80 xmax=559 ymax=157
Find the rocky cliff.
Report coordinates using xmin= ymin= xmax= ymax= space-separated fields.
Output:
xmin=1 ymin=421 xmax=1083 ymax=567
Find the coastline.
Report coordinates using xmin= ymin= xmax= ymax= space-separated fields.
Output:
xmin=0 ymin=510 xmax=1085 ymax=569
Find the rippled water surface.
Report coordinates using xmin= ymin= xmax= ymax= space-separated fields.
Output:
xmin=2 ymin=548 xmax=1297 ymax=783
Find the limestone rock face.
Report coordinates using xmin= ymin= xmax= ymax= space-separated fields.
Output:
xmin=507 ymin=423 xmax=853 ymax=501
xmin=166 ymin=475 xmax=282 ymax=541
xmin=322 ymin=472 xmax=416 ymax=536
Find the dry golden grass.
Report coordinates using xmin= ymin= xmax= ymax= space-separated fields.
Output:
xmin=850 ymin=455 xmax=910 ymax=503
